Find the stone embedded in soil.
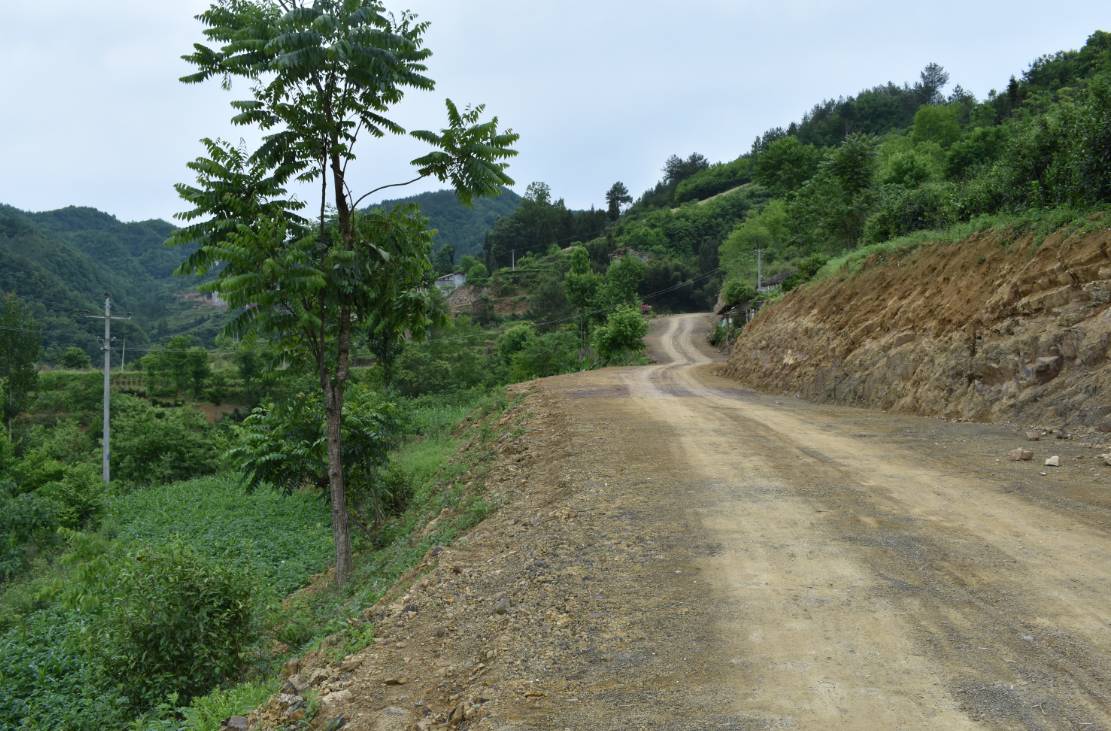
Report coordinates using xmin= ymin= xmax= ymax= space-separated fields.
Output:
xmin=493 ymin=596 xmax=510 ymax=615
xmin=338 ymin=657 xmax=362 ymax=673
xmin=369 ymin=707 xmax=407 ymax=731
xmin=220 ymin=718 xmax=249 ymax=731
xmin=283 ymin=673 xmax=310 ymax=694
xmin=1008 ymin=448 xmax=1034 ymax=461
xmin=383 ymin=677 xmax=407 ymax=685
xmin=1101 ymin=453 xmax=1111 ymax=466
xmin=1025 ymin=430 xmax=1041 ymax=441
xmin=1045 ymin=455 xmax=1060 ymax=467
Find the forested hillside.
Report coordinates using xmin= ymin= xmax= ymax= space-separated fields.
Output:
xmin=475 ymin=31 xmax=1109 ymax=322
xmin=372 ymin=187 xmax=521 ymax=260
xmin=712 ymin=29 xmax=1111 ymax=312
xmin=0 ymin=187 xmax=522 ymax=363
xmin=0 ymin=204 xmax=223 ymax=361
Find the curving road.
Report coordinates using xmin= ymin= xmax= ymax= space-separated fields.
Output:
xmin=543 ymin=313 xmax=1111 ymax=729
xmin=333 ymin=313 xmax=1111 ymax=731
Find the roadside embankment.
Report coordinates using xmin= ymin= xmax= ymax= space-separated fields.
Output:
xmin=722 ymin=217 xmax=1111 ymax=431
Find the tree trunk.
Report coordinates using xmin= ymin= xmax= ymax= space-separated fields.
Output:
xmin=324 ymin=380 xmax=352 ymax=584
xmin=325 ymin=144 xmax=355 ymax=585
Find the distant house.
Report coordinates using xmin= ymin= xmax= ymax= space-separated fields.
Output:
xmin=758 ymin=270 xmax=791 ymax=294
xmin=435 ymin=271 xmax=466 ymax=292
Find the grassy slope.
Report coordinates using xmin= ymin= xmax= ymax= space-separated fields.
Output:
xmin=815 ymin=206 xmax=1111 ymax=281
xmin=0 ymin=389 xmax=514 ymax=730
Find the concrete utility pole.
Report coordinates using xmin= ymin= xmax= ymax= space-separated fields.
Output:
xmin=511 ymin=249 xmax=516 ymax=271
xmin=756 ymin=248 xmax=764 ymax=291
xmin=85 ymin=295 xmax=130 ymax=484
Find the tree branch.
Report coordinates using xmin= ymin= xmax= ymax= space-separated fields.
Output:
xmin=351 ymin=174 xmax=428 ymax=210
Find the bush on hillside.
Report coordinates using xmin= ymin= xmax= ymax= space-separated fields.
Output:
xmin=496 ymin=322 xmax=537 ymax=364
xmin=510 ymin=330 xmax=580 ymax=381
xmin=59 ymin=346 xmax=93 ymax=370
xmin=228 ymin=385 xmax=406 ymax=528
xmin=863 ymin=182 xmax=958 ymax=244
xmin=592 ymin=307 xmax=648 ymax=365
xmin=91 ymin=540 xmax=254 ymax=711
xmin=111 ymin=396 xmax=217 ymax=485
xmin=36 ymin=463 xmax=105 ymax=531
xmin=0 ymin=481 xmax=59 ymax=581
xmin=673 ymin=158 xmax=753 ymax=203
xmin=393 ymin=321 xmax=494 ymax=396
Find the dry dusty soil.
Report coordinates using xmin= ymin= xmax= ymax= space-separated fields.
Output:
xmin=294 ymin=314 xmax=1111 ymax=731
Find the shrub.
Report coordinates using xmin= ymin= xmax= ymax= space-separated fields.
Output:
xmin=862 ymin=182 xmax=958 ymax=244
xmin=510 ymin=330 xmax=580 ymax=380
xmin=722 ymin=280 xmax=757 ymax=307
xmin=37 ymin=463 xmax=105 ymax=530
xmin=0 ymin=482 xmax=60 ymax=581
xmin=111 ymin=396 xmax=217 ymax=485
xmin=393 ymin=322 xmax=493 ymax=396
xmin=92 ymin=540 xmax=255 ymax=711
xmin=227 ymin=385 xmax=405 ymax=529
xmin=591 ymin=307 xmax=648 ymax=364
xmin=496 ymin=322 xmax=537 ymax=363
xmin=674 ymin=157 xmax=752 ymax=203
xmin=59 ymin=346 xmax=93 ymax=370
xmin=708 ymin=322 xmax=740 ymax=348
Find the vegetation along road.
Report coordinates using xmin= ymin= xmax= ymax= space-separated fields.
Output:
xmin=326 ymin=313 xmax=1111 ymax=729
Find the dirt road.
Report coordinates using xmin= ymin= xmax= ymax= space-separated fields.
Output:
xmin=322 ymin=313 xmax=1111 ymax=730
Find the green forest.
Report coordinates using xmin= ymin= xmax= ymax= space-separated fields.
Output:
xmin=0 ymin=1 xmax=1108 ymax=727
xmin=371 ymin=187 xmax=521 ymax=260
xmin=0 ymin=205 xmax=224 ymax=362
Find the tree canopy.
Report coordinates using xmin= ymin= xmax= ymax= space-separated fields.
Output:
xmin=173 ymin=0 xmax=517 ymax=584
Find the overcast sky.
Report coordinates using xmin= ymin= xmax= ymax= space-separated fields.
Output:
xmin=1 ymin=1 xmax=1106 ymax=222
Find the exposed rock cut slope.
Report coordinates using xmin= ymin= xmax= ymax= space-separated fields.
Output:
xmin=723 ymin=223 xmax=1111 ymax=430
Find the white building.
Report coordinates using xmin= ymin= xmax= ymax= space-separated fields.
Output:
xmin=435 ymin=271 xmax=467 ymax=292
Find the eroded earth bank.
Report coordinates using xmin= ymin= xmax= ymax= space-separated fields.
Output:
xmin=724 ymin=226 xmax=1111 ymax=431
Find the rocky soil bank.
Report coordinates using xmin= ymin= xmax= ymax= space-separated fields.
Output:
xmin=723 ymin=221 xmax=1111 ymax=431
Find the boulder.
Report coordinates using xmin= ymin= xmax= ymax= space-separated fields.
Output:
xmin=1022 ymin=355 xmax=1062 ymax=385
xmin=1045 ymin=455 xmax=1060 ymax=467
xmin=1008 ymin=448 xmax=1034 ymax=461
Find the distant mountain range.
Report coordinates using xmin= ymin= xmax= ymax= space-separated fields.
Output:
xmin=1 ymin=189 xmax=521 ymax=360
xmin=0 ymin=204 xmax=223 ymax=361
xmin=371 ymin=187 xmax=522 ymax=258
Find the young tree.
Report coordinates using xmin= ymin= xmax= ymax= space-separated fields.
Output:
xmin=0 ymin=294 xmax=40 ymax=428
xmin=173 ymin=0 xmax=517 ymax=584
xmin=663 ymin=153 xmax=710 ymax=185
xmin=432 ymin=242 xmax=456 ymax=275
xmin=600 ymin=254 xmax=645 ymax=308
xmin=524 ymin=181 xmax=552 ymax=204
xmin=592 ymin=306 xmax=648 ymax=364
xmin=367 ymin=233 xmax=443 ymax=388
xmin=605 ymin=181 xmax=632 ymax=221
xmin=60 ymin=346 xmax=93 ymax=370
xmin=754 ymin=136 xmax=821 ymax=196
